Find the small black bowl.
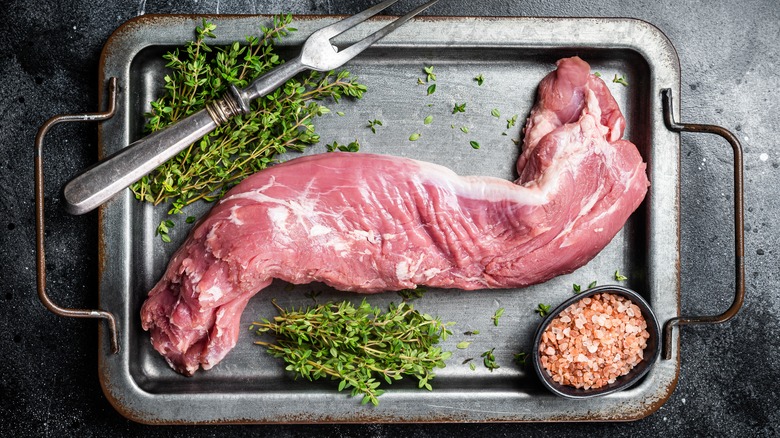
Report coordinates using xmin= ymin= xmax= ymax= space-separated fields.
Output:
xmin=532 ymin=285 xmax=661 ymax=399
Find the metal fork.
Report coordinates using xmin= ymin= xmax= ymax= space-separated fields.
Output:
xmin=64 ymin=0 xmax=439 ymax=215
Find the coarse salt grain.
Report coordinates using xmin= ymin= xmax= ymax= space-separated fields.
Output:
xmin=539 ymin=293 xmax=649 ymax=390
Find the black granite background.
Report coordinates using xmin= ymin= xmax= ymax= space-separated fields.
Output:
xmin=1 ymin=0 xmax=778 ymax=436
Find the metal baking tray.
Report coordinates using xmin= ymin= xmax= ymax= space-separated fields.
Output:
xmin=43 ymin=14 xmax=699 ymax=423
xmin=92 ymin=14 xmax=684 ymax=424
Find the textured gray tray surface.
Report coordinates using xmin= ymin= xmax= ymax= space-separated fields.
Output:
xmin=96 ymin=15 xmax=680 ymax=423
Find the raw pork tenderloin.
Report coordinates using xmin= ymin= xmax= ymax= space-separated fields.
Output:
xmin=141 ymin=56 xmax=649 ymax=376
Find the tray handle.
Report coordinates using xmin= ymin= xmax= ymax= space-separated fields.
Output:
xmin=661 ymin=88 xmax=745 ymax=360
xmin=35 ymin=78 xmax=120 ymax=354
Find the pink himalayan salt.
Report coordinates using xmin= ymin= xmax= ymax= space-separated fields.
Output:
xmin=539 ymin=292 xmax=650 ymax=390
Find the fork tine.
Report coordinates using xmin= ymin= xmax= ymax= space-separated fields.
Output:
xmin=335 ymin=0 xmax=439 ymax=63
xmin=320 ymin=0 xmax=403 ymax=38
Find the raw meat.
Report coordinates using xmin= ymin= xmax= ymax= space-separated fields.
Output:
xmin=141 ymin=56 xmax=649 ymax=376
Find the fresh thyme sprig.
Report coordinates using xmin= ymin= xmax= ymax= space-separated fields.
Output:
xmin=251 ymin=299 xmax=453 ymax=406
xmin=132 ymin=17 xmax=367 ymax=214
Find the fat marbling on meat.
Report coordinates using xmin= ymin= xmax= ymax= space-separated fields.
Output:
xmin=141 ymin=56 xmax=650 ymax=376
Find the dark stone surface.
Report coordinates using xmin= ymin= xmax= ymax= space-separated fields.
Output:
xmin=1 ymin=0 xmax=777 ymax=435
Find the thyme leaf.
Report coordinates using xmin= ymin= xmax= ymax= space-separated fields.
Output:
xmin=613 ymin=74 xmax=629 ymax=86
xmin=155 ymin=219 xmax=174 ymax=243
xmin=398 ymin=287 xmax=427 ymax=302
xmin=326 ymin=140 xmax=360 ymax=152
xmin=367 ymin=119 xmax=383 ymax=133
xmin=491 ymin=307 xmax=505 ymax=326
xmin=481 ymin=348 xmax=500 ymax=371
xmin=513 ymin=352 xmax=528 ymax=367
xmin=535 ymin=303 xmax=551 ymax=318
xmin=423 ymin=65 xmax=436 ymax=82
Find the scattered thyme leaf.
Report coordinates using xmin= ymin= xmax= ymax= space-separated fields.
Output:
xmin=367 ymin=119 xmax=383 ymax=133
xmin=491 ymin=308 xmax=505 ymax=326
xmin=417 ymin=77 xmax=425 ymax=85
xmin=424 ymin=115 xmax=434 ymax=125
xmin=588 ymin=280 xmax=598 ymax=289
xmin=594 ymin=71 xmax=601 ymax=78
xmin=506 ymin=114 xmax=518 ymax=129
xmin=613 ymin=74 xmax=629 ymax=86
xmin=427 ymin=84 xmax=436 ymax=95
xmin=336 ymin=111 xmax=345 ymax=116
xmin=409 ymin=132 xmax=421 ymax=141
xmin=481 ymin=348 xmax=500 ymax=371
xmin=460 ymin=126 xmax=469 ymax=133
xmin=326 ymin=140 xmax=361 ymax=152
xmin=535 ymin=303 xmax=551 ymax=318
xmin=463 ymin=330 xmax=480 ymax=336
xmin=474 ymin=74 xmax=484 ymax=86
xmin=462 ymin=358 xmax=474 ymax=364
xmin=573 ymin=283 xmax=582 ymax=294
xmin=456 ymin=341 xmax=472 ymax=349
xmin=398 ymin=287 xmax=427 ymax=302
xmin=513 ymin=352 xmax=528 ymax=367
xmin=424 ymin=65 xmax=436 ymax=82
xmin=491 ymin=108 xmax=500 ymax=118
xmin=469 ymin=140 xmax=480 ymax=150
xmin=155 ymin=219 xmax=175 ymax=243
xmin=452 ymin=102 xmax=466 ymax=114
xmin=185 ymin=216 xmax=196 ymax=224
xmin=253 ymin=299 xmax=453 ymax=406
xmin=615 ymin=270 xmax=628 ymax=281
xmin=469 ymin=362 xmax=477 ymax=371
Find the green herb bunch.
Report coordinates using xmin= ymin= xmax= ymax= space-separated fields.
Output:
xmin=251 ymin=299 xmax=453 ymax=406
xmin=131 ymin=16 xmax=367 ymax=214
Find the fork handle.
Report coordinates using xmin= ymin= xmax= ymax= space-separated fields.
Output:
xmin=64 ymin=109 xmax=220 ymax=215
xmin=63 ymin=57 xmax=307 ymax=215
